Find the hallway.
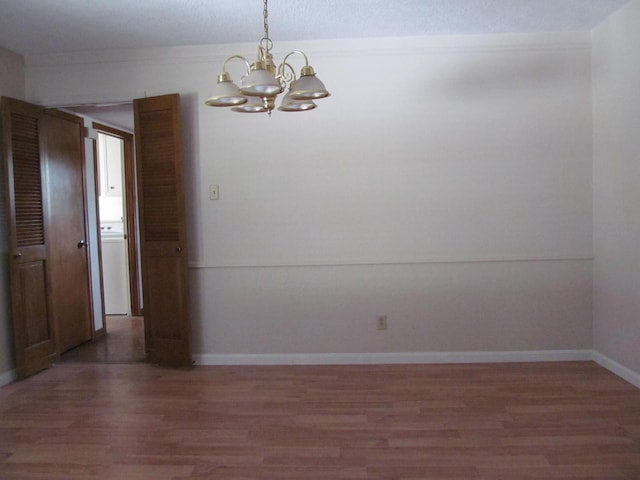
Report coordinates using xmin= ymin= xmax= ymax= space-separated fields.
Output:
xmin=61 ymin=316 xmax=145 ymax=363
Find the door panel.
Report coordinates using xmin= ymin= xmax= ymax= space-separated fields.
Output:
xmin=145 ymin=255 xmax=187 ymax=361
xmin=134 ymin=94 xmax=191 ymax=366
xmin=43 ymin=110 xmax=92 ymax=353
xmin=2 ymin=97 xmax=94 ymax=377
xmin=1 ymin=97 xmax=57 ymax=378
xmin=20 ymin=260 xmax=50 ymax=345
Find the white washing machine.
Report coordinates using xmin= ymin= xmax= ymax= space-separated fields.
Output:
xmin=100 ymin=221 xmax=130 ymax=315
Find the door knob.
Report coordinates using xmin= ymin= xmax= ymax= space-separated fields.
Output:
xmin=176 ymin=247 xmax=183 ymax=253
xmin=13 ymin=252 xmax=22 ymax=259
xmin=77 ymin=240 xmax=87 ymax=248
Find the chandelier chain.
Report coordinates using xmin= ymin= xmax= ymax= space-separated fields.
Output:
xmin=262 ymin=0 xmax=271 ymax=53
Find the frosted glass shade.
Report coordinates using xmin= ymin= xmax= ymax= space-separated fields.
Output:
xmin=231 ymin=96 xmax=267 ymax=113
xmin=289 ymin=74 xmax=330 ymax=100
xmin=240 ymin=69 xmax=282 ymax=96
xmin=205 ymin=76 xmax=247 ymax=106
xmin=278 ymin=91 xmax=317 ymax=112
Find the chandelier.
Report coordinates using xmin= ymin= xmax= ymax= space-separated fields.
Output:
xmin=205 ymin=0 xmax=330 ymax=115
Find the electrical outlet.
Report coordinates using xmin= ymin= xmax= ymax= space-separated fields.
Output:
xmin=377 ymin=315 xmax=388 ymax=331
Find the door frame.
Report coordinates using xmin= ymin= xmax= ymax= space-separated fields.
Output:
xmin=92 ymin=122 xmax=142 ymax=317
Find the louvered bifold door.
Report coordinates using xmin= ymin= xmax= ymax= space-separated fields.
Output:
xmin=1 ymin=97 xmax=57 ymax=379
xmin=134 ymin=94 xmax=191 ymax=366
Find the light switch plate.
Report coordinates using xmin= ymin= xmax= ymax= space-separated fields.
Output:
xmin=209 ymin=184 xmax=219 ymax=200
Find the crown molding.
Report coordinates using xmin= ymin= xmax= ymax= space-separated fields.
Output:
xmin=25 ymin=31 xmax=591 ymax=68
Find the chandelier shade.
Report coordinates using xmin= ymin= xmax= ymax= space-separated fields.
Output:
xmin=240 ymin=64 xmax=283 ymax=97
xmin=289 ymin=70 xmax=330 ymax=100
xmin=204 ymin=72 xmax=247 ymax=106
xmin=205 ymin=0 xmax=329 ymax=116
xmin=231 ymin=96 xmax=268 ymax=113
xmin=278 ymin=90 xmax=317 ymax=112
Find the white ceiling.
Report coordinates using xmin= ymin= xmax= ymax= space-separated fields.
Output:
xmin=0 ymin=0 xmax=631 ymax=56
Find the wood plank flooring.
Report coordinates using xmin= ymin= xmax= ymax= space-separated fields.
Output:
xmin=0 ymin=361 xmax=639 ymax=479
xmin=61 ymin=316 xmax=145 ymax=364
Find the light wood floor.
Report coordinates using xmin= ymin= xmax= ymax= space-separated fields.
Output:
xmin=0 ymin=361 xmax=638 ymax=479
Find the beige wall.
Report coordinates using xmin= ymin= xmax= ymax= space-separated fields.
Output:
xmin=25 ymin=32 xmax=595 ymax=364
xmin=0 ymin=45 xmax=25 ymax=383
xmin=592 ymin=0 xmax=640 ymax=377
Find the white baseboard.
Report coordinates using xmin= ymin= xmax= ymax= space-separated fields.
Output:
xmin=193 ymin=349 xmax=592 ymax=367
xmin=591 ymin=351 xmax=640 ymax=389
xmin=0 ymin=368 xmax=17 ymax=388
xmin=1 ymin=351 xmax=636 ymax=390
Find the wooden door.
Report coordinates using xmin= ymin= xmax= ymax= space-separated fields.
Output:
xmin=134 ymin=94 xmax=191 ymax=366
xmin=2 ymin=97 xmax=94 ymax=377
xmin=43 ymin=109 xmax=93 ymax=353
xmin=1 ymin=97 xmax=56 ymax=379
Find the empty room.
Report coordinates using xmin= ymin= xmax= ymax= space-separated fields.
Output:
xmin=1 ymin=0 xmax=639 ymax=478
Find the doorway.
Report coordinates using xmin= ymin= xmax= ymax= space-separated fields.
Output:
xmin=93 ymin=123 xmax=141 ymax=317
xmin=61 ymin=107 xmax=145 ymax=363
xmin=4 ymin=94 xmax=191 ymax=373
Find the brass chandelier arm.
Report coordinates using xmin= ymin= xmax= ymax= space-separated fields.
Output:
xmin=276 ymin=62 xmax=297 ymax=85
xmin=221 ymin=55 xmax=251 ymax=75
xmin=276 ymin=51 xmax=309 ymax=81
xmin=281 ymin=50 xmax=310 ymax=69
